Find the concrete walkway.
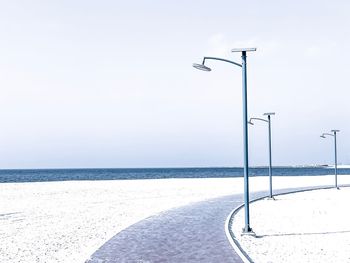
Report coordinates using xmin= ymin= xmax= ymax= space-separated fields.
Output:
xmin=87 ymin=185 xmax=340 ymax=263
xmin=87 ymin=193 xmax=245 ymax=263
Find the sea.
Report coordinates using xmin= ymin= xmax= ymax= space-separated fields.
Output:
xmin=0 ymin=167 xmax=349 ymax=183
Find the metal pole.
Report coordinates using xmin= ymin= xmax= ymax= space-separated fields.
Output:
xmin=334 ymin=131 xmax=338 ymax=188
xmin=268 ymin=115 xmax=273 ymax=198
xmin=241 ymin=51 xmax=251 ymax=233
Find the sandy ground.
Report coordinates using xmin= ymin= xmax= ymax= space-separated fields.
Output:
xmin=0 ymin=174 xmax=348 ymax=263
xmin=232 ymin=185 xmax=350 ymax=263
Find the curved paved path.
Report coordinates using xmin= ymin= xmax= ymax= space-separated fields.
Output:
xmin=87 ymin=184 xmax=341 ymax=263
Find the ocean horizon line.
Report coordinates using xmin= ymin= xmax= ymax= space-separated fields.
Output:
xmin=0 ymin=165 xmax=335 ymax=171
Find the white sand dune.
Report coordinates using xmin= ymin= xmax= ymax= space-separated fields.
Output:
xmin=232 ymin=183 xmax=350 ymax=263
xmin=0 ymin=175 xmax=348 ymax=262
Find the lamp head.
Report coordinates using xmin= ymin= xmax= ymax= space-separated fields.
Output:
xmin=331 ymin=129 xmax=340 ymax=133
xmin=248 ymin=120 xmax=254 ymax=125
xmin=320 ymin=135 xmax=326 ymax=138
xmin=192 ymin=63 xmax=211 ymax=72
xmin=263 ymin=112 xmax=275 ymax=116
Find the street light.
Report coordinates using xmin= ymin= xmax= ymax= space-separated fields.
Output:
xmin=193 ymin=47 xmax=257 ymax=234
xmin=249 ymin=112 xmax=275 ymax=199
xmin=320 ymin=130 xmax=340 ymax=189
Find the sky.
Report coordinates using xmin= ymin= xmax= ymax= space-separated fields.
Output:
xmin=0 ymin=0 xmax=350 ymax=168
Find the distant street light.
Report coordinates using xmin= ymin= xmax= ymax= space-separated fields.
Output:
xmin=193 ymin=48 xmax=257 ymax=234
xmin=320 ymin=130 xmax=340 ymax=189
xmin=248 ymin=112 xmax=275 ymax=198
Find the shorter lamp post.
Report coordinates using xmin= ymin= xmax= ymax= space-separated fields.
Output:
xmin=320 ymin=130 xmax=340 ymax=189
xmin=248 ymin=112 xmax=275 ymax=198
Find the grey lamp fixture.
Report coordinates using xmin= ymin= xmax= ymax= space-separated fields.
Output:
xmin=192 ymin=63 xmax=211 ymax=71
xmin=320 ymin=130 xmax=340 ymax=189
xmin=193 ymin=47 xmax=257 ymax=234
xmin=248 ymin=112 xmax=275 ymax=199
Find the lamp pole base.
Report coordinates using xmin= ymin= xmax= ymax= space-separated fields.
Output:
xmin=241 ymin=228 xmax=256 ymax=237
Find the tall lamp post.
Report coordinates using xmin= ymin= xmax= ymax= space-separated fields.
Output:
xmin=320 ymin=130 xmax=340 ymax=189
xmin=248 ymin=112 xmax=275 ymax=198
xmin=193 ymin=48 xmax=256 ymax=234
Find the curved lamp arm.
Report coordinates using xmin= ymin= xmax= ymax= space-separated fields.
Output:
xmin=321 ymin=133 xmax=334 ymax=138
xmin=248 ymin=117 xmax=268 ymax=125
xmin=203 ymin=57 xmax=242 ymax=67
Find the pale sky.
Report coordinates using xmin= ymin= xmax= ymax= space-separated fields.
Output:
xmin=0 ymin=0 xmax=350 ymax=168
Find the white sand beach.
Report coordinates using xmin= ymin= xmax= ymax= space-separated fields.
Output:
xmin=0 ymin=175 xmax=348 ymax=263
xmin=232 ymin=185 xmax=350 ymax=263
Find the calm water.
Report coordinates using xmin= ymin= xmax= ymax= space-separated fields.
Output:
xmin=0 ymin=167 xmax=349 ymax=183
